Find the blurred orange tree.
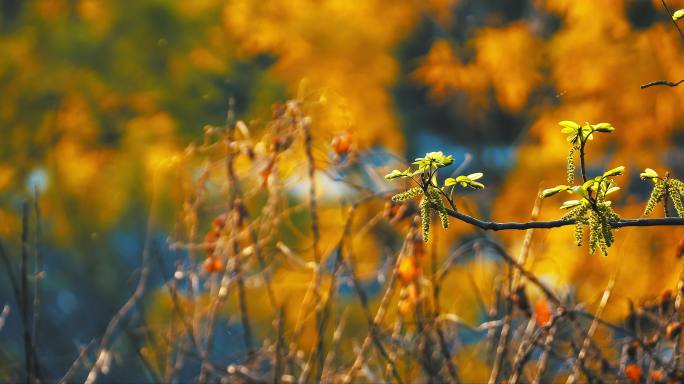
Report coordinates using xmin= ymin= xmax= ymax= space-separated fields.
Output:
xmin=2 ymin=0 xmax=684 ymax=382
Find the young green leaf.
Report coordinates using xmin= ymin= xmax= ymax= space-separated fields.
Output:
xmin=560 ymin=200 xmax=582 ymax=209
xmin=571 ymin=185 xmax=589 ymax=199
xmin=640 ymin=168 xmax=659 ymax=180
xmin=559 ymin=120 xmax=580 ymax=130
xmin=445 ymin=173 xmax=485 ymax=189
xmin=385 ymin=169 xmax=409 ymax=180
xmin=591 ymin=122 xmax=614 ymax=133
xmin=541 ymin=185 xmax=570 ymax=198
xmin=674 ymin=9 xmax=684 ymax=21
xmin=602 ymin=166 xmax=625 ymax=178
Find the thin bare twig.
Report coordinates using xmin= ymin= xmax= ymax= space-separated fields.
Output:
xmin=84 ymin=174 xmax=158 ymax=384
xmin=640 ymin=79 xmax=684 ymax=88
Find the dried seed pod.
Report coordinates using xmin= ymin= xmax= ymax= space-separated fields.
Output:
xmin=511 ymin=285 xmax=531 ymax=316
xmin=666 ymin=321 xmax=681 ymax=340
xmin=661 ymin=290 xmax=673 ymax=314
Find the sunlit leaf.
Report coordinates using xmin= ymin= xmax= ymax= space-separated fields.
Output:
xmin=592 ymin=122 xmax=614 ymax=132
xmin=571 ymin=185 xmax=589 ymax=199
xmin=640 ymin=168 xmax=659 ymax=180
xmin=674 ymin=9 xmax=684 ymax=21
xmin=606 ymin=186 xmax=620 ymax=195
xmin=541 ymin=185 xmax=570 ymax=197
xmin=385 ymin=169 xmax=410 ymax=179
xmin=603 ymin=166 xmax=625 ymax=177
xmin=559 ymin=120 xmax=579 ymax=130
xmin=560 ymin=200 xmax=582 ymax=209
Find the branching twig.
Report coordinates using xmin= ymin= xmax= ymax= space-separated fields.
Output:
xmin=640 ymin=79 xmax=684 ymax=88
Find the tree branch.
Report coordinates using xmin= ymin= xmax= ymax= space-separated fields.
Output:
xmin=640 ymin=79 xmax=684 ymax=89
xmin=438 ymin=205 xmax=684 ymax=231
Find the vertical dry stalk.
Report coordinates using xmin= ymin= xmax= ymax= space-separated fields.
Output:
xmin=342 ymin=226 xmax=415 ymax=384
xmin=84 ymin=180 xmax=157 ymax=384
xmin=199 ymin=102 xmax=255 ymax=382
xmin=532 ymin=324 xmax=557 ymax=384
xmin=509 ymin=318 xmax=539 ymax=384
xmin=20 ymin=202 xmax=39 ymax=383
xmin=32 ymin=188 xmax=43 ymax=360
xmin=488 ymin=265 xmax=513 ymax=384
xmin=669 ymin=260 xmax=684 ymax=373
xmin=506 ymin=196 xmax=543 ymax=384
xmin=429 ymin=218 xmax=461 ymax=383
xmin=299 ymin=103 xmax=326 ymax=382
xmin=566 ymin=278 xmax=615 ymax=384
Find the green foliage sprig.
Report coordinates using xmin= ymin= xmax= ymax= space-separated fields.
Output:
xmin=542 ymin=166 xmax=623 ymax=256
xmin=640 ymin=168 xmax=684 ymax=217
xmin=543 ymin=120 xmax=621 ymax=256
xmin=560 ymin=121 xmax=614 ymax=184
xmin=385 ymin=151 xmax=484 ymax=242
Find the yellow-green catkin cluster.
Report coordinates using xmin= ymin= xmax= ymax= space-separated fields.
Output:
xmin=668 ymin=179 xmax=684 ymax=217
xmin=644 ymin=180 xmax=666 ymax=215
xmin=587 ymin=208 xmax=617 ymax=257
xmin=392 ymin=187 xmax=423 ymax=202
xmin=560 ymin=201 xmax=589 ymax=246
xmin=566 ymin=146 xmax=576 ymax=184
xmin=561 ymin=200 xmax=619 ymax=256
xmin=392 ymin=185 xmax=449 ymax=242
xmin=416 ymin=187 xmax=450 ymax=242
xmin=560 ymin=201 xmax=589 ymax=222
xmin=420 ymin=198 xmax=431 ymax=242
xmin=428 ymin=188 xmax=449 ymax=230
xmin=574 ymin=220 xmax=584 ymax=246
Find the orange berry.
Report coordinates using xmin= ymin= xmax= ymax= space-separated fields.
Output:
xmin=398 ymin=298 xmax=413 ymax=317
xmin=625 ymin=363 xmax=642 ymax=383
xmin=204 ymin=256 xmax=223 ymax=273
xmin=534 ymin=298 xmax=552 ymax=326
xmin=331 ymin=132 xmax=352 ymax=156
xmin=398 ymin=256 xmax=421 ymax=284
xmin=649 ymin=369 xmax=665 ymax=383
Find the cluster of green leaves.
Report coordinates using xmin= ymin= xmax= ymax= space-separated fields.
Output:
xmin=640 ymin=168 xmax=684 ymax=217
xmin=385 ymin=151 xmax=484 ymax=242
xmin=544 ymin=120 xmax=621 ymax=256
xmin=560 ymin=121 xmax=614 ymax=183
xmin=543 ymin=167 xmax=623 ymax=256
